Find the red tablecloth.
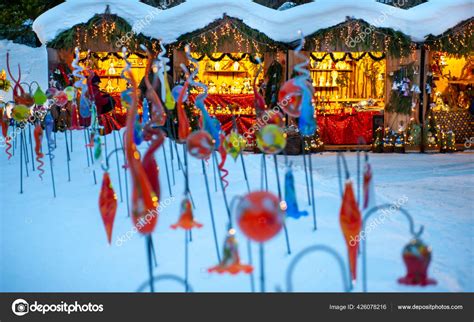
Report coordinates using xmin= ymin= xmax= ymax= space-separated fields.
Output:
xmin=96 ymin=92 xmax=379 ymax=145
xmin=317 ymin=111 xmax=381 ymax=144
xmin=189 ymin=93 xmax=254 ymax=110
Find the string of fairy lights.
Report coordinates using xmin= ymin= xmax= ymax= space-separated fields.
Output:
xmin=169 ymin=17 xmax=280 ymax=54
xmin=424 ymin=19 xmax=473 ymax=55
xmin=310 ymin=19 xmax=417 ymax=57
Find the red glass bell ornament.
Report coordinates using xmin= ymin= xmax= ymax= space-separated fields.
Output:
xmin=186 ymin=130 xmax=214 ymax=160
xmin=398 ymin=238 xmax=437 ymax=286
xmin=339 ymin=181 xmax=362 ymax=281
xmin=99 ymin=172 xmax=118 ymax=244
xmin=171 ymin=198 xmax=203 ymax=230
xmin=208 ymin=228 xmax=253 ymax=274
xmin=236 ymin=191 xmax=285 ymax=243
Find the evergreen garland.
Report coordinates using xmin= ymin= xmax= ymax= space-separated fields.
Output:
xmin=425 ymin=18 xmax=474 ymax=57
xmin=47 ymin=12 xmax=159 ymax=52
xmin=303 ymin=18 xmax=414 ymax=58
xmin=172 ymin=16 xmax=286 ymax=54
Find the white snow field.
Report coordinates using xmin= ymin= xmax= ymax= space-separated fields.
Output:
xmin=1 ymin=128 xmax=473 ymax=292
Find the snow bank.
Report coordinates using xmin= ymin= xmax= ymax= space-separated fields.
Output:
xmin=1 ymin=128 xmax=473 ymax=292
xmin=32 ymin=0 xmax=473 ymax=46
xmin=0 ymin=40 xmax=48 ymax=102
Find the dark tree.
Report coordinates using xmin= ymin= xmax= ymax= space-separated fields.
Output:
xmin=0 ymin=0 xmax=63 ymax=46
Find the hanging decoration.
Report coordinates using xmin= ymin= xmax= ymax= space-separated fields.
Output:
xmin=33 ymin=125 xmax=45 ymax=180
xmin=141 ymin=44 xmax=167 ymax=127
xmin=236 ymin=191 xmax=285 ymax=243
xmin=398 ymin=238 xmax=437 ymax=286
xmin=339 ymin=180 xmax=362 ymax=282
xmin=185 ymin=45 xmax=221 ymax=148
xmin=362 ymin=156 xmax=376 ymax=211
xmin=176 ymin=81 xmax=192 ymax=142
xmin=223 ymin=131 xmax=246 ymax=160
xmin=386 ymin=63 xmax=416 ymax=115
xmin=1 ymin=107 xmax=12 ymax=160
xmin=186 ymin=130 xmax=214 ymax=160
xmin=98 ymin=172 xmax=118 ymax=244
xmin=256 ymin=124 xmax=287 ymax=154
xmin=208 ymin=227 xmax=253 ymax=275
xmin=294 ymin=31 xmax=317 ymax=137
xmin=309 ymin=52 xmax=386 ymax=63
xmin=284 ymin=164 xmax=308 ymax=219
xmin=171 ymin=198 xmax=203 ymax=230
xmin=0 ymin=69 xmax=11 ymax=91
xmin=122 ymin=48 xmax=159 ymax=234
xmin=189 ymin=53 xmax=265 ymax=65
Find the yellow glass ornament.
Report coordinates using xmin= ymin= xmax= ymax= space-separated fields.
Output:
xmin=224 ymin=131 xmax=246 ymax=160
xmin=256 ymin=124 xmax=287 ymax=154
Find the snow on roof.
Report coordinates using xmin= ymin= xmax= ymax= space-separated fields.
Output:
xmin=33 ymin=0 xmax=473 ymax=46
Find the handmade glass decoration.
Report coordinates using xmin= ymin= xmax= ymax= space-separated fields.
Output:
xmin=236 ymin=191 xmax=285 ymax=243
xmin=256 ymin=124 xmax=287 ymax=154
xmin=99 ymin=172 xmax=118 ymax=244
xmin=187 ymin=130 xmax=214 ymax=160
xmin=398 ymin=238 xmax=437 ymax=286
xmin=208 ymin=228 xmax=253 ymax=274
xmin=171 ymin=198 xmax=203 ymax=230
xmin=339 ymin=181 xmax=362 ymax=281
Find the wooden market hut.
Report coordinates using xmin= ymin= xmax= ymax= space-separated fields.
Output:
xmin=167 ymin=15 xmax=288 ymax=139
xmin=422 ymin=18 xmax=474 ymax=150
xmin=287 ymin=17 xmax=418 ymax=150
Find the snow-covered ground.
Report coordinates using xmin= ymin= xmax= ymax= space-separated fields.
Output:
xmin=1 ymin=128 xmax=473 ymax=292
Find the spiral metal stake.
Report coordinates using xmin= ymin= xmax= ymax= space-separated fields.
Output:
xmin=28 ymin=124 xmax=35 ymax=172
xmin=136 ymin=274 xmax=194 ymax=292
xmin=361 ymin=204 xmax=424 ymax=292
xmin=64 ymin=131 xmax=71 ymax=182
xmin=282 ymin=244 xmax=351 ymax=292
xmin=112 ymin=131 xmax=124 ymax=202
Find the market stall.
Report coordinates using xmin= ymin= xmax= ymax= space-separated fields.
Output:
xmin=169 ymin=16 xmax=287 ymax=143
xmin=291 ymin=18 xmax=416 ymax=146
xmin=44 ymin=7 xmax=159 ymax=131
xmin=424 ymin=18 xmax=474 ymax=150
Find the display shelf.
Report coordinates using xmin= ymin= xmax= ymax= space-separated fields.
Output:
xmin=448 ymin=80 xmax=474 ymax=85
xmin=204 ymin=70 xmax=248 ymax=74
xmin=309 ymin=69 xmax=352 ymax=72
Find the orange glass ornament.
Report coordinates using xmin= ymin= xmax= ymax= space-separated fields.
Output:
xmin=186 ymin=130 xmax=214 ymax=160
xmin=339 ymin=181 xmax=362 ymax=281
xmin=171 ymin=198 xmax=203 ymax=230
xmin=236 ymin=191 xmax=284 ymax=243
xmin=177 ymin=81 xmax=191 ymax=142
xmin=99 ymin=172 xmax=118 ymax=244
xmin=124 ymin=71 xmax=158 ymax=235
xmin=208 ymin=228 xmax=253 ymax=275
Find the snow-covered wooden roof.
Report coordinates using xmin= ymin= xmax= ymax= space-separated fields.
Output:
xmin=32 ymin=0 xmax=473 ymax=45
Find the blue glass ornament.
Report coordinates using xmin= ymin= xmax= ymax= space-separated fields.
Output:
xmin=284 ymin=167 xmax=308 ymax=219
